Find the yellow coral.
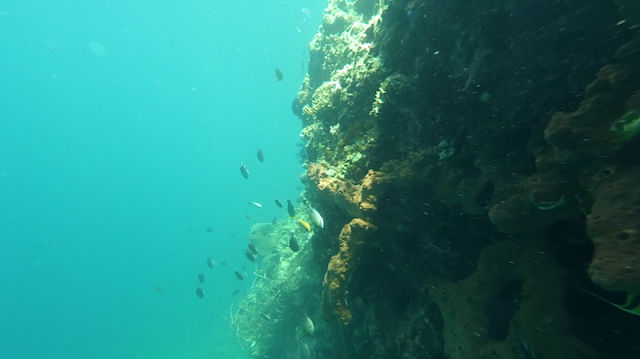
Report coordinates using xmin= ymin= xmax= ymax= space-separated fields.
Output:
xmin=322 ymin=218 xmax=375 ymax=325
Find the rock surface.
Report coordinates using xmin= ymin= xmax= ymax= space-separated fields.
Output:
xmin=235 ymin=0 xmax=640 ymax=358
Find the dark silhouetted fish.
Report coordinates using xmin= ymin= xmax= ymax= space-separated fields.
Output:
xmin=235 ymin=270 xmax=244 ymax=280
xmin=287 ymin=200 xmax=296 ymax=217
xmin=154 ymin=285 xmax=165 ymax=293
xmin=245 ymin=249 xmax=256 ymax=262
xmin=207 ymin=256 xmax=215 ymax=268
xmin=196 ymin=285 xmax=205 ymax=299
xmin=221 ymin=261 xmax=228 ymax=266
xmin=289 ymin=232 xmax=300 ymax=252
xmin=248 ymin=241 xmax=258 ymax=255
xmin=198 ymin=272 xmax=206 ymax=283
xmin=274 ymin=69 xmax=283 ymax=81
xmin=206 ymin=227 xmax=213 ymax=233
xmin=272 ymin=217 xmax=277 ymax=225
xmin=232 ymin=289 xmax=240 ymax=296
xmin=240 ymin=162 xmax=249 ymax=179
xmin=275 ymin=199 xmax=283 ymax=208
xmin=257 ymin=148 xmax=264 ymax=163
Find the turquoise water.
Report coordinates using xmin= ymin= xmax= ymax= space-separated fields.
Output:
xmin=0 ymin=1 xmax=324 ymax=358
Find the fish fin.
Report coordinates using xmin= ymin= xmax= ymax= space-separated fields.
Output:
xmin=572 ymin=285 xmax=640 ymax=316
xmin=621 ymin=295 xmax=640 ymax=315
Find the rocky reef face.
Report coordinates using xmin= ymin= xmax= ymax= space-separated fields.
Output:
xmin=234 ymin=0 xmax=640 ymax=358
xmin=492 ymin=35 xmax=640 ymax=295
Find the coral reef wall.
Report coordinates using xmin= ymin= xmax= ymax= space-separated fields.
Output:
xmin=234 ymin=0 xmax=640 ymax=358
xmin=290 ymin=0 xmax=640 ymax=358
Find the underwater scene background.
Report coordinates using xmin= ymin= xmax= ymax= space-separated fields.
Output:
xmin=0 ymin=1 xmax=324 ymax=358
xmin=2 ymin=0 xmax=640 ymax=359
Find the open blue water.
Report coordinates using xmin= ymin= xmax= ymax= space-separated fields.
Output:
xmin=0 ymin=1 xmax=324 ymax=358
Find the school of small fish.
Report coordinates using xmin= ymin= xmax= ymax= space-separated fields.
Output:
xmin=180 ymin=65 xmax=328 ymax=353
xmin=191 ymin=144 xmax=326 ymax=300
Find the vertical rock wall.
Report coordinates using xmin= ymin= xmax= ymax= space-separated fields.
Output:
xmin=288 ymin=0 xmax=639 ymax=358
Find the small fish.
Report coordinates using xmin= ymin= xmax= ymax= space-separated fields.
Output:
xmin=295 ymin=217 xmax=311 ymax=231
xmin=302 ymin=314 xmax=314 ymax=335
xmin=240 ymin=162 xmax=249 ymax=179
xmin=235 ymin=270 xmax=244 ymax=280
xmin=307 ymin=203 xmax=325 ymax=228
xmin=206 ymin=227 xmax=213 ymax=233
xmin=196 ymin=285 xmax=205 ymax=299
xmin=207 ymin=256 xmax=215 ymax=268
xmin=274 ymin=69 xmax=283 ymax=81
xmin=257 ymin=148 xmax=264 ymax=163
xmin=228 ymin=233 xmax=235 ymax=238
xmin=519 ymin=340 xmax=537 ymax=359
xmin=248 ymin=241 xmax=258 ymax=255
xmin=245 ymin=214 xmax=251 ymax=220
xmin=198 ymin=272 xmax=206 ymax=283
xmin=221 ymin=261 xmax=228 ymax=266
xmin=289 ymin=232 xmax=300 ymax=252
xmin=299 ymin=338 xmax=311 ymax=359
xmin=287 ymin=200 xmax=296 ymax=217
xmin=245 ymin=249 xmax=256 ymax=262
xmin=154 ymin=285 xmax=165 ymax=293
xmin=275 ymin=199 xmax=283 ymax=208
xmin=261 ymin=313 xmax=272 ymax=321
xmin=249 ymin=201 xmax=262 ymax=208
xmin=272 ymin=217 xmax=277 ymax=225
xmin=232 ymin=289 xmax=240 ymax=296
